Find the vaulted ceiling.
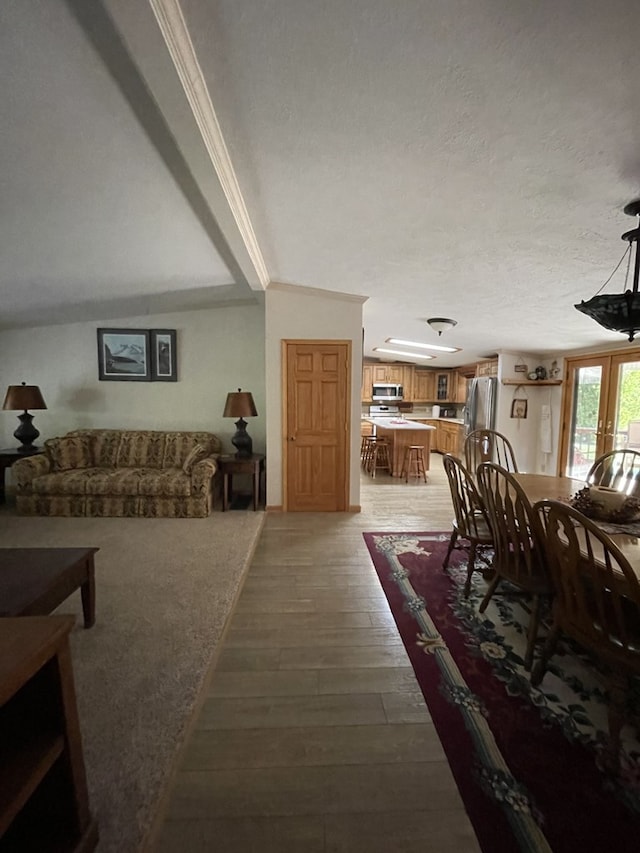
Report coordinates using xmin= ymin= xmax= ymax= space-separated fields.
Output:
xmin=2 ymin=0 xmax=640 ymax=367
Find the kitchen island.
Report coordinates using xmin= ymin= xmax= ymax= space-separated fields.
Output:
xmin=363 ymin=418 xmax=435 ymax=477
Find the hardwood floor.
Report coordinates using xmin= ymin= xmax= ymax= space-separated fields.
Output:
xmin=150 ymin=454 xmax=481 ymax=852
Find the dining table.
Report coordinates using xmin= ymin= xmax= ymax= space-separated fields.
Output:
xmin=514 ymin=472 xmax=640 ymax=584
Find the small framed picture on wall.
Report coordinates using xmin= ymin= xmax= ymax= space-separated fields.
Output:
xmin=510 ymin=398 xmax=528 ymax=419
xmin=151 ymin=330 xmax=177 ymax=381
xmin=97 ymin=329 xmax=152 ymax=381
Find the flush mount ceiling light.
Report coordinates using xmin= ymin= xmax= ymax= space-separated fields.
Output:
xmin=373 ymin=347 xmax=434 ymax=359
xmin=575 ymin=200 xmax=640 ymax=342
xmin=426 ymin=317 xmax=457 ymax=336
xmin=387 ymin=337 xmax=460 ymax=354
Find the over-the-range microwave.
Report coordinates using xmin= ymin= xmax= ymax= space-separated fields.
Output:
xmin=372 ymin=383 xmax=403 ymax=401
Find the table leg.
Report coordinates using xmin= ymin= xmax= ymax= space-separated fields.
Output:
xmin=222 ymin=471 xmax=230 ymax=511
xmin=80 ymin=559 xmax=96 ymax=628
xmin=0 ymin=463 xmax=7 ymax=504
xmin=253 ymin=466 xmax=259 ymax=510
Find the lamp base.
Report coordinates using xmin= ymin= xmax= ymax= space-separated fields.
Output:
xmin=231 ymin=417 xmax=253 ymax=458
xmin=14 ymin=411 xmax=40 ymax=452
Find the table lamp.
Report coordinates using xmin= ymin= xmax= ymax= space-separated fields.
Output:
xmin=2 ymin=382 xmax=47 ymax=452
xmin=223 ymin=388 xmax=257 ymax=458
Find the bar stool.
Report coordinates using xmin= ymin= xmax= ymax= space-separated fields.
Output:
xmin=400 ymin=445 xmax=427 ymax=483
xmin=361 ymin=435 xmax=376 ymax=469
xmin=369 ymin=438 xmax=391 ymax=478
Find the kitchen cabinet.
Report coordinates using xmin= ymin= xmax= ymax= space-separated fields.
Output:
xmin=454 ymin=372 xmax=468 ymax=404
xmin=419 ymin=419 xmax=463 ymax=456
xmin=440 ymin=421 xmax=464 ymax=456
xmin=361 ymin=364 xmax=373 ymax=402
xmin=435 ymin=372 xmax=454 ymax=401
xmin=476 ymin=359 xmax=498 ymax=377
xmin=412 ymin=369 xmax=435 ymax=402
xmin=365 ymin=363 xmax=414 ymax=399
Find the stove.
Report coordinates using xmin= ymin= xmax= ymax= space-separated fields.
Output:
xmin=369 ymin=404 xmax=399 ymax=416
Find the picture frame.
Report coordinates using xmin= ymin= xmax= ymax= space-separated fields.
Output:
xmin=97 ymin=329 xmax=151 ymax=381
xmin=510 ymin=398 xmax=528 ymax=419
xmin=151 ymin=329 xmax=177 ymax=381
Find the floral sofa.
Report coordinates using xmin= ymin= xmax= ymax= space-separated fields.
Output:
xmin=12 ymin=429 xmax=221 ymax=517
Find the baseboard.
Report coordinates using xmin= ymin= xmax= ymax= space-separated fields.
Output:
xmin=349 ymin=505 xmax=361 ymax=513
xmin=266 ymin=505 xmax=283 ymax=512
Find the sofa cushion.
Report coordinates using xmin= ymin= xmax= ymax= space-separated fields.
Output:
xmin=84 ymin=469 xmax=144 ymax=496
xmin=182 ymin=443 xmax=207 ymax=474
xmin=32 ymin=470 xmax=93 ymax=495
xmin=116 ymin=431 xmax=166 ymax=468
xmin=137 ymin=469 xmax=192 ymax=497
xmin=72 ymin=430 xmax=123 ymax=468
xmin=45 ymin=435 xmax=93 ymax=471
xmin=163 ymin=432 xmax=219 ymax=468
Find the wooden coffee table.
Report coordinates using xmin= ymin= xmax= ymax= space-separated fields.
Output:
xmin=0 ymin=548 xmax=99 ymax=627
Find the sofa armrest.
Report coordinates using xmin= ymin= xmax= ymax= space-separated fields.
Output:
xmin=190 ymin=457 xmax=218 ymax=492
xmin=12 ymin=454 xmax=52 ymax=490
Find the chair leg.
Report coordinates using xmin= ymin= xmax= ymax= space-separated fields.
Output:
xmin=531 ymin=623 xmax=561 ymax=686
xmin=443 ymin=529 xmax=458 ymax=570
xmin=523 ymin=594 xmax=543 ymax=672
xmin=463 ymin=542 xmax=477 ymax=597
xmin=603 ymin=672 xmax=627 ymax=774
xmin=478 ymin=572 xmax=501 ymax=613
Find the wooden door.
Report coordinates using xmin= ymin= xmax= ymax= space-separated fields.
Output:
xmin=283 ymin=340 xmax=350 ymax=511
xmin=559 ymin=349 xmax=640 ymax=477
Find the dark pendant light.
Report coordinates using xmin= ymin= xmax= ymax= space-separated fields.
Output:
xmin=575 ymin=200 xmax=640 ymax=342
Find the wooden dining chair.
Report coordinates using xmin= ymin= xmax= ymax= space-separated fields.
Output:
xmin=476 ymin=462 xmax=550 ymax=670
xmin=442 ymin=454 xmax=494 ymax=596
xmin=586 ymin=449 xmax=640 ymax=496
xmin=532 ymin=499 xmax=640 ymax=773
xmin=465 ymin=429 xmax=519 ymax=477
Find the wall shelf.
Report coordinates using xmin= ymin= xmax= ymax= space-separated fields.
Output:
xmin=501 ymin=379 xmax=562 ymax=386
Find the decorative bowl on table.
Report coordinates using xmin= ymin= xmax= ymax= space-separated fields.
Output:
xmin=570 ymin=486 xmax=640 ymax=523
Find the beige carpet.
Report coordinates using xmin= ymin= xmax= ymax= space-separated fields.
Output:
xmin=0 ymin=509 xmax=265 ymax=853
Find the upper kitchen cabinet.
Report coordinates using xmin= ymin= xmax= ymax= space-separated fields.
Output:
xmin=412 ymin=369 xmax=436 ymax=402
xmin=361 ymin=364 xmax=373 ymax=402
xmin=367 ymin=362 xmax=414 ymax=395
xmin=371 ymin=363 xmax=405 ymax=384
xmin=476 ymin=359 xmax=498 ymax=377
xmin=435 ymin=371 xmax=453 ymax=401
xmin=454 ymin=372 xmax=468 ymax=403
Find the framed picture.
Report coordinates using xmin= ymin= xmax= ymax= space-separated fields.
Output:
xmin=97 ymin=329 xmax=151 ymax=381
xmin=151 ymin=329 xmax=177 ymax=381
xmin=510 ymin=398 xmax=528 ymax=419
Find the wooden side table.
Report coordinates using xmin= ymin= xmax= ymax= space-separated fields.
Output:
xmin=219 ymin=454 xmax=265 ymax=511
xmin=0 ymin=447 xmax=43 ymax=504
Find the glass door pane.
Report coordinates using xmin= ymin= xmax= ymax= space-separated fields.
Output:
xmin=564 ymin=362 xmax=608 ymax=479
xmin=607 ymin=356 xmax=640 ymax=452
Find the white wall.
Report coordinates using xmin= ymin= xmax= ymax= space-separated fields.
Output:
xmin=0 ymin=304 xmax=265 ymax=455
xmin=265 ymin=283 xmax=366 ymax=509
xmin=496 ymin=352 xmax=564 ymax=474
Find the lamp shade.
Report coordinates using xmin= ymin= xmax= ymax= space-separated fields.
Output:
xmin=3 ymin=383 xmax=47 ymax=411
xmin=223 ymin=389 xmax=258 ymax=418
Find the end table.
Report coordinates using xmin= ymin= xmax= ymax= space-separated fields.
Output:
xmin=219 ymin=453 xmax=265 ymax=511
xmin=0 ymin=447 xmax=43 ymax=504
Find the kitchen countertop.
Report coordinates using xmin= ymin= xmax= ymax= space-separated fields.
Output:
xmin=362 ymin=414 xmax=464 ymax=425
xmin=363 ymin=417 xmax=436 ymax=430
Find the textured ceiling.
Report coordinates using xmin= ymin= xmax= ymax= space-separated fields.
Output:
xmin=3 ymin=0 xmax=640 ymax=366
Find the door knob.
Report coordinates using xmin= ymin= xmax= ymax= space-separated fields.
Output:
xmin=289 ymin=436 xmax=296 ymax=441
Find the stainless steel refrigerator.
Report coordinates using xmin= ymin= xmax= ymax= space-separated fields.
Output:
xmin=463 ymin=376 xmax=497 ymax=437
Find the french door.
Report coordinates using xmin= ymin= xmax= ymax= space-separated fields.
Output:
xmin=560 ymin=350 xmax=640 ymax=478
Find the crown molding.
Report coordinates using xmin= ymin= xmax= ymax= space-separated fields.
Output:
xmin=149 ymin=0 xmax=269 ymax=290
xmin=267 ymin=281 xmax=369 ymax=304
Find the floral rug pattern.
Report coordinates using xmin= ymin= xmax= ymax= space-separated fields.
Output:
xmin=364 ymin=532 xmax=640 ymax=853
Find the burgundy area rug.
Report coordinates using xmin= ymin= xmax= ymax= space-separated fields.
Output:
xmin=363 ymin=531 xmax=640 ymax=853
